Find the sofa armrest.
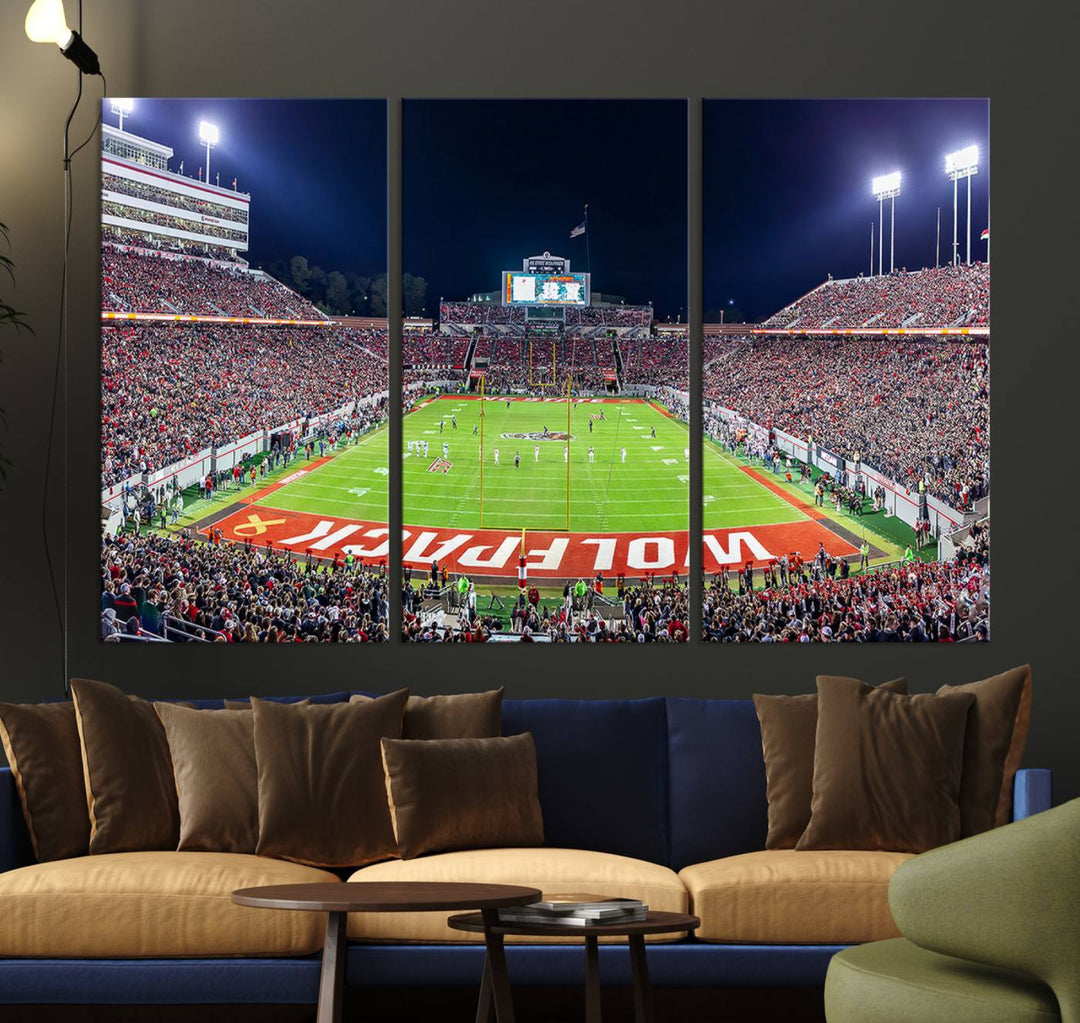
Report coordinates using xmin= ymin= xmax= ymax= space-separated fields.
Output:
xmin=0 ymin=767 xmax=34 ymax=873
xmin=1012 ymin=768 xmax=1052 ymax=820
xmin=889 ymin=799 xmax=1080 ymax=1023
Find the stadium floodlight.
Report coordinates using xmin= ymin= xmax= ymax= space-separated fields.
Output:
xmin=24 ymin=0 xmax=100 ymax=74
xmin=199 ymin=120 xmax=219 ymax=182
xmin=871 ymin=171 xmax=902 ymax=275
xmin=110 ymin=97 xmax=133 ymax=131
xmin=945 ymin=146 xmax=979 ymax=266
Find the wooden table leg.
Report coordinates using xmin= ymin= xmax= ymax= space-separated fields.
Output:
xmin=584 ymin=934 xmax=602 ymax=1023
xmin=480 ymin=909 xmax=516 ymax=1023
xmin=475 ymin=952 xmax=495 ymax=1023
xmin=629 ymin=933 xmax=654 ymax=1023
xmin=316 ymin=910 xmax=347 ymax=1023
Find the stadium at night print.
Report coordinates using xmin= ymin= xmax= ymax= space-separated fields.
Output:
xmin=702 ymin=99 xmax=990 ymax=643
xmin=100 ymin=99 xmax=389 ymax=644
xmin=402 ymin=100 xmax=689 ymax=643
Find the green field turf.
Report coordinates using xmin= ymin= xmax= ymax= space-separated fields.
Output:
xmin=702 ymin=439 xmax=806 ymax=530
xmin=403 ymin=396 xmax=689 ymax=532
xmin=252 ymin=425 xmax=389 ymax=521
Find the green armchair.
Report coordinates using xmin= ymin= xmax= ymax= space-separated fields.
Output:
xmin=825 ymin=799 xmax=1080 ymax=1023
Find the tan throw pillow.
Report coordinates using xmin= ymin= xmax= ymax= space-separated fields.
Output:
xmin=155 ymin=704 xmax=260 ymax=854
xmin=797 ymin=676 xmax=974 ymax=854
xmin=71 ymin=679 xmax=181 ymax=854
xmin=0 ymin=702 xmax=89 ymax=862
xmin=252 ymin=690 xmax=409 ymax=868
xmin=753 ymin=677 xmax=907 ymax=849
xmin=350 ymin=689 xmax=504 ymax=739
xmin=381 ymin=734 xmax=544 ymax=860
xmin=938 ymin=665 xmax=1032 ymax=835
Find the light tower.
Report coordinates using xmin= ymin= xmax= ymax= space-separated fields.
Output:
xmin=872 ymin=171 xmax=901 ymax=275
xmin=945 ymin=145 xmax=979 ymax=266
xmin=198 ymin=120 xmax=219 ymax=184
xmin=110 ymin=98 xmax=133 ymax=132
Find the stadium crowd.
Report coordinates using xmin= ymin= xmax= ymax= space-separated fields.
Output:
xmin=701 ymin=528 xmax=990 ymax=642
xmin=403 ymin=575 xmax=689 ymax=643
xmin=703 ymin=335 xmax=989 ymax=507
xmin=620 ymin=336 xmax=689 ymax=388
xmin=103 ymin=203 xmax=248 ymax=244
xmin=102 ymin=246 xmax=326 ymax=318
xmin=101 ymin=323 xmax=388 ymax=486
xmin=103 ymin=173 xmax=248 ymax=223
xmin=763 ymin=264 xmax=990 ymax=328
xmin=102 ymin=531 xmax=389 ymax=642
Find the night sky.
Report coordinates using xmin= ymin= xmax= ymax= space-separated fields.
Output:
xmin=103 ymin=98 xmax=387 ymax=277
xmin=705 ymin=99 xmax=989 ymax=323
xmin=404 ymin=100 xmax=688 ymax=321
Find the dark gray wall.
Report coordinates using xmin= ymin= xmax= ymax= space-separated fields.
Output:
xmin=1 ymin=0 xmax=1077 ymax=801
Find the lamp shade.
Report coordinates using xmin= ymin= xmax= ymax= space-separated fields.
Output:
xmin=24 ymin=0 xmax=73 ymax=47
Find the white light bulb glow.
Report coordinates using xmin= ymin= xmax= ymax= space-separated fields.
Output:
xmin=945 ymin=145 xmax=979 ymax=175
xmin=198 ymin=121 xmax=220 ymax=146
xmin=24 ymin=0 xmax=73 ymax=47
xmin=871 ymin=171 xmax=902 ymax=196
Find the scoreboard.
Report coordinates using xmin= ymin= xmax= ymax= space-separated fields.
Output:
xmin=502 ymin=271 xmax=590 ymax=307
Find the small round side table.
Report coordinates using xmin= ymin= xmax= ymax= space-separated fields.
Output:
xmin=448 ymin=908 xmax=701 ymax=1023
xmin=233 ymin=880 xmax=541 ymax=1023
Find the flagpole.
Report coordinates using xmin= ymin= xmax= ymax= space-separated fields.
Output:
xmin=584 ymin=204 xmax=591 ymax=277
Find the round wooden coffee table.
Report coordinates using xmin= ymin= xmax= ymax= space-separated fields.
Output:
xmin=448 ymin=909 xmax=700 ymax=1023
xmin=233 ymin=881 xmax=541 ymax=1023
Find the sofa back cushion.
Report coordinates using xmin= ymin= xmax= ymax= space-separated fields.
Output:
xmin=502 ymin=698 xmax=668 ymax=865
xmin=666 ymin=698 xmax=768 ymax=871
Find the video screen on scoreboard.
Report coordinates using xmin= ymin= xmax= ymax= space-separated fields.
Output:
xmin=502 ymin=271 xmax=590 ymax=306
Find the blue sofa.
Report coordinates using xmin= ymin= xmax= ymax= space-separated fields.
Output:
xmin=0 ymin=695 xmax=1052 ymax=1006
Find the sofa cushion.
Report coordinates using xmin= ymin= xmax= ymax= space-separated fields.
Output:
xmin=71 ymin=679 xmax=183 ymax=854
xmin=825 ymin=938 xmax=1060 ymax=1023
xmin=381 ymin=734 xmax=543 ymax=859
xmin=666 ymin=699 xmax=767 ymax=870
xmin=0 ymin=852 xmax=339 ymax=957
xmin=679 ymin=850 xmax=913 ymax=944
xmin=346 ymin=847 xmax=687 ymax=943
xmin=353 ymin=689 xmax=504 ymax=739
xmin=0 ymin=701 xmax=89 ymax=862
xmin=502 ymin=698 xmax=669 ymax=865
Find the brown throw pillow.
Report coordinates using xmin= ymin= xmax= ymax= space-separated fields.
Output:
xmin=381 ymin=734 xmax=544 ymax=859
xmin=350 ymin=689 xmax=504 ymax=739
xmin=0 ymin=702 xmax=89 ymax=861
xmin=222 ymin=698 xmax=311 ymax=710
xmin=155 ymin=704 xmax=260 ymax=854
xmin=71 ymin=679 xmax=181 ymax=854
xmin=253 ymin=689 xmax=409 ymax=868
xmin=797 ymin=676 xmax=974 ymax=854
xmin=753 ymin=677 xmax=907 ymax=849
xmin=938 ymin=665 xmax=1032 ymax=835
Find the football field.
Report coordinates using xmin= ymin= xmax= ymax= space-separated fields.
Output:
xmin=403 ymin=395 xmax=689 ymax=532
xmin=250 ymin=426 xmax=389 ymax=522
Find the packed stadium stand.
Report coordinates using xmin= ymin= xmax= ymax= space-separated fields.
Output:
xmin=702 ymin=520 xmax=989 ymax=642
xmin=762 ymin=264 xmax=990 ymax=329
xmin=101 ymin=323 xmax=387 ymax=487
xmin=703 ymin=335 xmax=988 ymax=507
xmin=102 ymin=246 xmax=328 ymax=320
xmin=100 ymin=121 xmax=391 ymax=642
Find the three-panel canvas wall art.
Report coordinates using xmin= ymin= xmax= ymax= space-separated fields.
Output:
xmin=99 ymin=98 xmax=989 ymax=645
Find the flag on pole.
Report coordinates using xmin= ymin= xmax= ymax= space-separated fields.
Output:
xmin=570 ymin=221 xmax=586 ymax=239
xmin=980 ymin=228 xmax=989 ymax=241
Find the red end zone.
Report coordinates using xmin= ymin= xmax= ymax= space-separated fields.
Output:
xmin=203 ymin=506 xmax=855 ymax=577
